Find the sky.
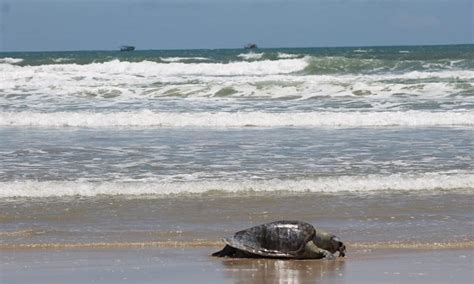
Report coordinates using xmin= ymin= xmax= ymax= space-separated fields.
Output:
xmin=0 ymin=0 xmax=472 ymax=51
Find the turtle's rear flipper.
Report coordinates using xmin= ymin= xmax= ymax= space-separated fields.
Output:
xmin=212 ymin=245 xmax=236 ymax=257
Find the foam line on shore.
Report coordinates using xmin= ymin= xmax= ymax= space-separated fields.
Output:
xmin=2 ymin=173 xmax=473 ymax=198
xmin=1 ymin=111 xmax=473 ymax=128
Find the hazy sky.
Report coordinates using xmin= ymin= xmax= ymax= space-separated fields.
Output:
xmin=0 ymin=0 xmax=472 ymax=51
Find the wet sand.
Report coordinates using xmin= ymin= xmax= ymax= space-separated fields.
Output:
xmin=1 ymin=192 xmax=473 ymax=283
xmin=2 ymin=192 xmax=473 ymax=246
xmin=1 ymin=247 xmax=473 ymax=284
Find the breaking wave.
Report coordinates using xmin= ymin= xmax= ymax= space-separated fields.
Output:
xmin=0 ymin=57 xmax=24 ymax=64
xmin=159 ymin=56 xmax=209 ymax=62
xmin=1 ymin=173 xmax=472 ymax=198
xmin=2 ymin=57 xmax=472 ymax=103
xmin=3 ymin=56 xmax=472 ymax=77
xmin=1 ymin=111 xmax=472 ymax=128
xmin=277 ymin=52 xmax=301 ymax=59
xmin=0 ymin=53 xmax=474 ymax=76
xmin=237 ymin=52 xmax=264 ymax=60
xmin=0 ymin=58 xmax=307 ymax=77
xmin=303 ymin=56 xmax=474 ymax=74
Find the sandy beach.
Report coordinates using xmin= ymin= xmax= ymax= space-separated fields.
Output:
xmin=2 ymin=246 xmax=473 ymax=284
xmin=1 ymin=192 xmax=473 ymax=283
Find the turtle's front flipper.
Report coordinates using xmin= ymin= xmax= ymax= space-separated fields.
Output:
xmin=320 ymin=249 xmax=336 ymax=260
xmin=212 ymin=245 xmax=236 ymax=257
xmin=303 ymin=241 xmax=336 ymax=259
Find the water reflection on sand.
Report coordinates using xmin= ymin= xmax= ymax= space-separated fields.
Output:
xmin=219 ymin=258 xmax=345 ymax=284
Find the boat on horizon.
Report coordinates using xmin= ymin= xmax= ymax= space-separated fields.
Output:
xmin=120 ymin=45 xmax=135 ymax=52
xmin=244 ymin=43 xmax=258 ymax=49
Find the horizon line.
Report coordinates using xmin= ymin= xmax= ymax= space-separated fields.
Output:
xmin=1 ymin=42 xmax=473 ymax=54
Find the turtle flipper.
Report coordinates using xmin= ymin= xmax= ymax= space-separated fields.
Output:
xmin=212 ymin=245 xmax=237 ymax=257
xmin=302 ymin=241 xmax=336 ymax=259
xmin=305 ymin=248 xmax=335 ymax=260
xmin=321 ymin=249 xmax=336 ymax=260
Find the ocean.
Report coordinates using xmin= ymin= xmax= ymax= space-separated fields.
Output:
xmin=0 ymin=45 xmax=473 ymax=250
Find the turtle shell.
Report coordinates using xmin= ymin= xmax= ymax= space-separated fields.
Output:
xmin=224 ymin=220 xmax=316 ymax=258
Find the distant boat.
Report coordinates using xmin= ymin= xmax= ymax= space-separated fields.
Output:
xmin=120 ymin=45 xmax=135 ymax=52
xmin=244 ymin=43 xmax=258 ymax=49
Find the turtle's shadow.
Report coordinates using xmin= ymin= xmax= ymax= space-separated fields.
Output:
xmin=217 ymin=258 xmax=345 ymax=284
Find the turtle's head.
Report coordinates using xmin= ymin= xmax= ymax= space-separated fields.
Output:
xmin=331 ymin=236 xmax=346 ymax=257
xmin=313 ymin=230 xmax=346 ymax=257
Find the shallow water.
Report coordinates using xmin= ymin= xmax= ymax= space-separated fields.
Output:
xmin=0 ymin=127 xmax=472 ymax=192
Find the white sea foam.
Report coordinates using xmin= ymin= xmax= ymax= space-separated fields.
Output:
xmin=160 ymin=57 xmax=209 ymax=62
xmin=277 ymin=52 xmax=300 ymax=59
xmin=2 ymin=57 xmax=473 ymax=81
xmin=1 ymin=76 xmax=471 ymax=113
xmin=52 ymin=58 xmax=75 ymax=63
xmin=237 ymin=52 xmax=264 ymax=60
xmin=1 ymin=59 xmax=473 ymax=110
xmin=0 ymin=58 xmax=305 ymax=77
xmin=1 ymin=173 xmax=472 ymax=198
xmin=0 ymin=111 xmax=472 ymax=128
xmin=0 ymin=57 xmax=23 ymax=64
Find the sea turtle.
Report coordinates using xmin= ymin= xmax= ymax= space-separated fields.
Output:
xmin=212 ymin=220 xmax=345 ymax=259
